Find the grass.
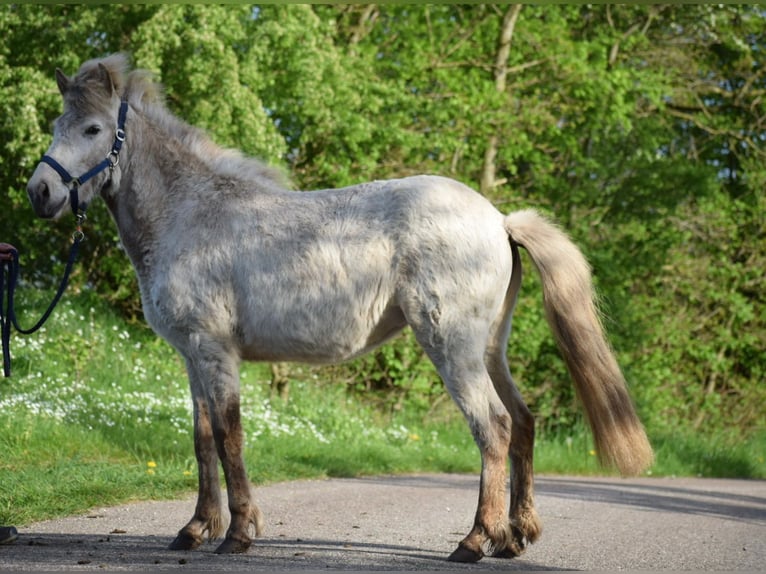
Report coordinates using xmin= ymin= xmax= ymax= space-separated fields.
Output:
xmin=1 ymin=288 xmax=764 ymax=526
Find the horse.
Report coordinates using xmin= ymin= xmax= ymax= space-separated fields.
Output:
xmin=27 ymin=54 xmax=653 ymax=562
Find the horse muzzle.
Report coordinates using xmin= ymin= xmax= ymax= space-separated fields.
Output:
xmin=27 ymin=171 xmax=69 ymax=220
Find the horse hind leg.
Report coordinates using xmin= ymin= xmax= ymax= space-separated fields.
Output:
xmin=486 ymin=352 xmax=541 ymax=558
xmin=484 ymin=242 xmax=542 ymax=558
xmin=443 ymin=362 xmax=513 ymax=563
xmin=412 ymin=316 xmax=512 ymax=563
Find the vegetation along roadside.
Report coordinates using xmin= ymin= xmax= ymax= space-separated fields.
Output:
xmin=1 ymin=291 xmax=763 ymax=527
xmin=1 ymin=4 xmax=764 ymax=526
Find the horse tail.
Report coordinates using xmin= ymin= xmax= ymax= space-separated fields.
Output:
xmin=504 ymin=209 xmax=653 ymax=476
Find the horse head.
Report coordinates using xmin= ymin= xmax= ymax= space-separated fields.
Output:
xmin=27 ymin=54 xmax=129 ymax=220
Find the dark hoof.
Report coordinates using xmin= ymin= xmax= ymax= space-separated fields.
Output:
xmin=168 ymin=532 xmax=202 ymax=551
xmin=214 ymin=537 xmax=251 ymax=554
xmin=492 ymin=546 xmax=521 ymax=559
xmin=494 ymin=526 xmax=528 ymax=558
xmin=447 ymin=544 xmax=484 ymax=563
xmin=0 ymin=526 xmax=18 ymax=545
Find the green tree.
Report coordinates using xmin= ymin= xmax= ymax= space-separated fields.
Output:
xmin=1 ymin=4 xmax=763 ymax=440
xmin=1 ymin=5 xmax=158 ymax=314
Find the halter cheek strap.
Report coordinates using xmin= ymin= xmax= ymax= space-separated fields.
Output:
xmin=40 ymin=100 xmax=129 ymax=217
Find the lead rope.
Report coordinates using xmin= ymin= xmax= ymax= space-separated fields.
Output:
xmin=2 ymin=99 xmax=127 ymax=377
xmin=1 ymin=218 xmax=85 ymax=377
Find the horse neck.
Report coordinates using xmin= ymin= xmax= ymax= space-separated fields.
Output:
xmin=103 ymin=108 xmax=189 ymax=278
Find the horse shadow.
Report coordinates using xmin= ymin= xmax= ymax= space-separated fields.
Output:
xmin=0 ymin=531 xmax=567 ymax=571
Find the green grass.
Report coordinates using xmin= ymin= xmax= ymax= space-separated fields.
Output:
xmin=1 ymin=289 xmax=763 ymax=527
xmin=533 ymin=427 xmax=766 ymax=479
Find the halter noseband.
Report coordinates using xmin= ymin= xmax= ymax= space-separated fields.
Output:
xmin=40 ymin=100 xmax=129 ymax=217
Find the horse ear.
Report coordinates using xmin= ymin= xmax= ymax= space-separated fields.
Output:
xmin=55 ymin=68 xmax=70 ymax=95
xmin=97 ymin=62 xmax=116 ymax=96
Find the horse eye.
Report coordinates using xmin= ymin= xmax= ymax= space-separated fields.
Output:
xmin=84 ymin=125 xmax=101 ymax=136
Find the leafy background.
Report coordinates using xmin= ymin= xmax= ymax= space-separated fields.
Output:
xmin=1 ymin=4 xmax=763 ymax=448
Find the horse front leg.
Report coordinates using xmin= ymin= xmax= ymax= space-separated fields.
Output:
xmin=210 ymin=390 xmax=264 ymax=554
xmin=186 ymin=342 xmax=263 ymax=554
xmin=169 ymin=369 xmax=225 ymax=550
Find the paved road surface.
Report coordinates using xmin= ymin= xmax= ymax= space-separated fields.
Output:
xmin=1 ymin=474 xmax=764 ymax=571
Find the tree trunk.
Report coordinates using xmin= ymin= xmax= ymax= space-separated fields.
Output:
xmin=270 ymin=362 xmax=290 ymax=401
xmin=480 ymin=4 xmax=522 ymax=195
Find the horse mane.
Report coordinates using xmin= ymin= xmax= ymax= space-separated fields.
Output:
xmin=79 ymin=53 xmax=290 ymax=190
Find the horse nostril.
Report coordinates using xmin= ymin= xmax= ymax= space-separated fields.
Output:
xmin=27 ymin=179 xmax=50 ymax=207
xmin=40 ymin=181 xmax=50 ymax=201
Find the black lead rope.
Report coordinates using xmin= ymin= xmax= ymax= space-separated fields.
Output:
xmin=2 ymin=99 xmax=127 ymax=377
xmin=1 ymin=229 xmax=84 ymax=377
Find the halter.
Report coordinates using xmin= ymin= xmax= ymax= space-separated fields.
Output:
xmin=40 ymin=99 xmax=129 ymax=217
xmin=1 ymin=100 xmax=129 ymax=376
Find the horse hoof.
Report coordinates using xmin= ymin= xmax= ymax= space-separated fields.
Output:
xmin=494 ymin=526 xmax=528 ymax=558
xmin=214 ymin=537 xmax=251 ymax=554
xmin=447 ymin=544 xmax=483 ymax=563
xmin=492 ymin=546 xmax=521 ymax=559
xmin=168 ymin=532 xmax=202 ymax=551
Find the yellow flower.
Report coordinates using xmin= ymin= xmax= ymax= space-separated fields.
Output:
xmin=588 ymin=450 xmax=596 ymax=457
xmin=146 ymin=469 xmax=155 ymax=475
xmin=409 ymin=433 xmax=420 ymax=441
xmin=147 ymin=460 xmax=157 ymax=468
xmin=183 ymin=470 xmax=192 ymax=476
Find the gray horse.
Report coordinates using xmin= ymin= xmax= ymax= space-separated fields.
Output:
xmin=27 ymin=54 xmax=653 ymax=562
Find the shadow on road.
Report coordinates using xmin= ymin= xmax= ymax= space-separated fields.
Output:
xmin=1 ymin=474 xmax=763 ymax=571
xmin=536 ymin=476 xmax=766 ymax=524
xmin=2 ymin=532 xmax=570 ymax=571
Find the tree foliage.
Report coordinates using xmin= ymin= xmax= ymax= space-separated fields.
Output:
xmin=1 ymin=4 xmax=763 ymax=439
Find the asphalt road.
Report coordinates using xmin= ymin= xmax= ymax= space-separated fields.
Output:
xmin=1 ymin=474 xmax=764 ymax=571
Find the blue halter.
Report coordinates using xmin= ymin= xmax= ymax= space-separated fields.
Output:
xmin=40 ymin=100 xmax=129 ymax=217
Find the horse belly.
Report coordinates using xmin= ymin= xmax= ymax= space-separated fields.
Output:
xmin=238 ymin=300 xmax=406 ymax=364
